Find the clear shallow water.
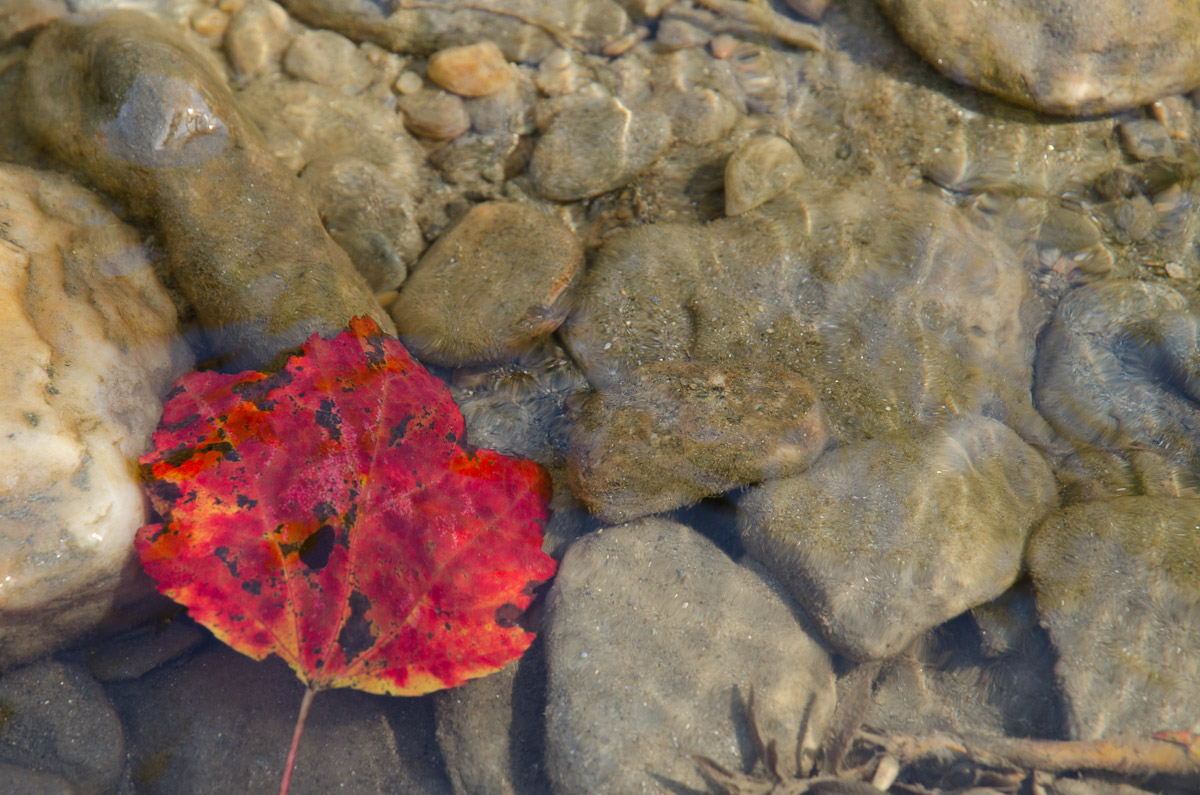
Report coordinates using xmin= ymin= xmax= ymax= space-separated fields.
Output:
xmin=2 ymin=0 xmax=1199 ymax=793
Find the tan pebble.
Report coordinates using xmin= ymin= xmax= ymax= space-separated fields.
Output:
xmin=397 ymin=90 xmax=470 ymax=139
xmin=394 ymin=71 xmax=423 ymax=95
xmin=427 ymin=41 xmax=512 ymax=98
xmin=710 ymin=33 xmax=739 ymax=59
xmin=725 ymin=134 xmax=804 ymax=216
xmin=191 ymin=8 xmax=229 ymax=37
xmin=217 ymin=0 xmax=243 ymax=12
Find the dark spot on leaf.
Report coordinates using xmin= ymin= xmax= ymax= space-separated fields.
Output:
xmin=254 ymin=398 xmax=277 ymax=412
xmin=196 ymin=440 xmax=237 ymax=462
xmin=363 ymin=335 xmax=388 ymax=369
xmin=164 ymin=413 xmax=201 ymax=432
xmin=236 ymin=494 xmax=257 ymax=509
xmin=232 ymin=369 xmax=294 ymax=401
xmin=445 ymin=431 xmax=457 ymax=444
xmin=315 ymin=399 xmax=341 ymax=440
xmin=161 ymin=446 xmax=197 ymax=469
xmin=337 ymin=590 xmax=374 ymax=662
xmin=494 ymin=603 xmax=521 ymax=628
xmin=313 ymin=501 xmax=335 ymax=521
xmin=388 ymin=416 xmax=413 ymax=446
xmin=299 ymin=525 xmax=335 ymax=570
xmin=343 ymin=503 xmax=357 ymax=529
xmin=164 ymin=383 xmax=185 ymax=401
xmin=444 ymin=622 xmax=451 ymax=632
xmin=145 ymin=479 xmax=184 ymax=505
xmin=214 ymin=546 xmax=237 ymax=578
xmin=241 ymin=579 xmax=261 ymax=595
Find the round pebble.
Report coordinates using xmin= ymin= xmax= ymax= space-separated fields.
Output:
xmin=427 ymin=41 xmax=513 ymax=98
xmin=397 ymin=89 xmax=470 ymax=139
xmin=283 ymin=29 xmax=372 ymax=92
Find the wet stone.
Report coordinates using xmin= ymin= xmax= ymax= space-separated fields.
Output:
xmin=21 ymin=10 xmax=392 ymax=370
xmin=529 ymin=95 xmax=670 ymax=201
xmin=1026 ymin=497 xmax=1200 ymax=740
xmin=724 ymin=133 xmax=805 ymax=216
xmin=427 ymin=41 xmax=513 ymax=97
xmin=0 ymin=660 xmax=126 ymax=793
xmin=568 ymin=359 xmax=831 ymax=524
xmin=108 ymin=640 xmax=452 ymax=794
xmin=1117 ymin=118 xmax=1176 ymax=161
xmin=1033 ymin=280 xmax=1200 ymax=498
xmin=433 ymin=645 xmax=550 ymax=795
xmin=874 ymin=0 xmax=1200 ymax=115
xmin=390 ymin=201 xmax=583 ymax=366
xmin=739 ymin=416 xmax=1059 ymax=661
xmin=283 ymin=29 xmax=373 ymax=92
xmin=398 ymin=89 xmax=471 ymax=140
xmin=543 ymin=518 xmax=837 ymax=793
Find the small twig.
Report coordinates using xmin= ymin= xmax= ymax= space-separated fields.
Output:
xmin=859 ymin=729 xmax=1200 ymax=779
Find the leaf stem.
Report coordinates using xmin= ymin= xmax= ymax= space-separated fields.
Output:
xmin=279 ymin=686 xmax=317 ymax=795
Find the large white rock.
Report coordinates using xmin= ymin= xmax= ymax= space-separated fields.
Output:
xmin=0 ymin=163 xmax=191 ymax=670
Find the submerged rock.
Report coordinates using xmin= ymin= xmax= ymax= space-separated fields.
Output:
xmin=543 ymin=519 xmax=837 ymax=793
xmin=724 ymin=133 xmax=804 ymax=216
xmin=1026 ymin=498 xmax=1200 ymax=740
xmin=1034 ymin=280 xmax=1200 ymax=498
xmin=874 ymin=0 xmax=1200 ymax=115
xmin=0 ymin=660 xmax=126 ymax=793
xmin=20 ymin=10 xmax=392 ymax=369
xmin=529 ymin=95 xmax=670 ymax=201
xmin=563 ymin=181 xmax=1049 ymax=446
xmin=0 ymin=163 xmax=189 ymax=671
xmin=739 ymin=416 xmax=1058 ymax=660
xmin=568 ymin=360 xmax=831 ymax=523
xmin=391 ymin=200 xmax=583 ymax=366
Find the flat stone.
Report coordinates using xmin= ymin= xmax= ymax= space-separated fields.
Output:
xmin=543 ymin=519 xmax=837 ymax=792
xmin=529 ymin=95 xmax=670 ymax=201
xmin=874 ymin=0 xmax=1200 ymax=115
xmin=0 ymin=163 xmax=190 ymax=671
xmin=391 ymin=201 xmax=583 ymax=366
xmin=568 ymin=359 xmax=831 ymax=523
xmin=1026 ymin=498 xmax=1200 ymax=740
xmin=740 ymin=416 xmax=1059 ymax=660
xmin=0 ymin=660 xmax=126 ymax=793
xmin=427 ymin=41 xmax=513 ymax=98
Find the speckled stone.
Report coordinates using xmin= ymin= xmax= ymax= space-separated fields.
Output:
xmin=874 ymin=0 xmax=1200 ymax=115
xmin=740 ymin=415 xmax=1059 ymax=660
xmin=568 ymin=359 xmax=831 ymax=523
xmin=390 ymin=201 xmax=583 ymax=366
xmin=398 ymin=89 xmax=471 ymax=140
xmin=1027 ymin=498 xmax=1200 ymax=740
xmin=543 ymin=519 xmax=837 ymax=793
xmin=529 ymin=95 xmax=670 ymax=201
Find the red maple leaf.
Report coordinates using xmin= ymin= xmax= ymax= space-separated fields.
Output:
xmin=135 ymin=317 xmax=555 ymax=792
